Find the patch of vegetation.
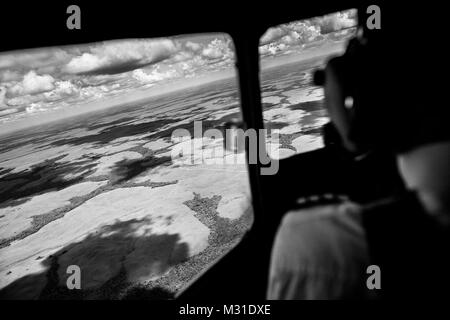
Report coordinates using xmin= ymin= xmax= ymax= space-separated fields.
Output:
xmin=0 ymin=178 xmax=179 ymax=248
xmin=278 ymin=133 xmax=300 ymax=151
xmin=135 ymin=192 xmax=253 ymax=296
xmin=0 ymin=218 xmax=189 ymax=300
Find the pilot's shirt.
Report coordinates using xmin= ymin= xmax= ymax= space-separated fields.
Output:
xmin=267 ymin=200 xmax=375 ymax=300
xmin=267 ymin=190 xmax=450 ymax=300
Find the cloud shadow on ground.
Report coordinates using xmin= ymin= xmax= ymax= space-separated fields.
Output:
xmin=110 ymin=155 xmax=172 ymax=184
xmin=0 ymin=217 xmax=189 ymax=300
xmin=51 ymin=118 xmax=179 ymax=147
xmin=0 ymin=157 xmax=97 ymax=207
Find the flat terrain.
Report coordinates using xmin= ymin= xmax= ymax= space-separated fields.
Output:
xmin=0 ymin=60 xmax=327 ymax=299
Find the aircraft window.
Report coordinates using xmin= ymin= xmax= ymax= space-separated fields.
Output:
xmin=0 ymin=34 xmax=252 ymax=299
xmin=259 ymin=9 xmax=358 ymax=159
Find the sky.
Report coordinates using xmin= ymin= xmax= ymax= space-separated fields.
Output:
xmin=0 ymin=9 xmax=356 ymax=134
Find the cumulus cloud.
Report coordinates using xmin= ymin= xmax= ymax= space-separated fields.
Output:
xmin=76 ymin=73 xmax=126 ymax=87
xmin=259 ymin=9 xmax=357 ymax=57
xmin=260 ymin=23 xmax=322 ymax=54
xmin=0 ymin=48 xmax=71 ymax=72
xmin=172 ymin=51 xmax=195 ymax=62
xmin=201 ymin=39 xmax=234 ymax=60
xmin=132 ymin=67 xmax=179 ymax=83
xmin=25 ymin=101 xmax=58 ymax=114
xmin=0 ymin=87 xmax=8 ymax=109
xmin=63 ymin=39 xmax=179 ymax=75
xmin=43 ymin=80 xmax=79 ymax=101
xmin=9 ymin=71 xmax=55 ymax=96
xmin=0 ymin=87 xmax=19 ymax=117
xmin=312 ymin=10 xmax=357 ymax=34
xmin=0 ymin=35 xmax=238 ymax=122
xmin=3 ymin=75 xmax=122 ymax=115
xmin=185 ymin=41 xmax=202 ymax=52
xmin=65 ymin=54 xmax=103 ymax=74
xmin=261 ymin=27 xmax=288 ymax=45
xmin=173 ymin=55 xmax=207 ymax=76
xmin=0 ymin=108 xmax=18 ymax=117
xmin=259 ymin=43 xmax=288 ymax=55
xmin=0 ymin=70 xmax=22 ymax=82
xmin=25 ymin=103 xmax=43 ymax=114
xmin=135 ymin=38 xmax=235 ymax=81
xmin=6 ymin=95 xmax=36 ymax=106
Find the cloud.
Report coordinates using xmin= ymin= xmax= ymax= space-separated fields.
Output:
xmin=185 ymin=41 xmax=202 ymax=52
xmin=0 ymin=108 xmax=18 ymax=117
xmin=43 ymin=80 xmax=79 ymax=101
xmin=132 ymin=38 xmax=235 ymax=82
xmin=172 ymin=51 xmax=194 ymax=62
xmin=259 ymin=43 xmax=288 ymax=55
xmin=9 ymin=71 xmax=55 ymax=96
xmin=201 ymin=39 xmax=234 ymax=61
xmin=6 ymin=95 xmax=37 ymax=106
xmin=63 ymin=39 xmax=179 ymax=75
xmin=64 ymin=53 xmax=103 ymax=74
xmin=259 ymin=9 xmax=357 ymax=57
xmin=261 ymin=23 xmax=322 ymax=45
xmin=172 ymin=55 xmax=206 ymax=76
xmin=132 ymin=67 xmax=179 ymax=83
xmin=312 ymin=10 xmax=357 ymax=34
xmin=0 ymin=87 xmax=8 ymax=109
xmin=0 ymin=35 xmax=239 ymax=123
xmin=184 ymin=39 xmax=234 ymax=61
xmin=260 ymin=23 xmax=322 ymax=53
xmin=260 ymin=27 xmax=288 ymax=45
xmin=0 ymin=87 xmax=19 ymax=117
xmin=0 ymin=70 xmax=22 ymax=82
xmin=4 ymin=76 xmax=122 ymax=115
xmin=25 ymin=102 xmax=54 ymax=114
xmin=0 ymin=49 xmax=71 ymax=72
xmin=75 ymin=73 xmax=126 ymax=87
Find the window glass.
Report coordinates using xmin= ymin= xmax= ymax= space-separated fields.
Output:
xmin=259 ymin=10 xmax=358 ymax=159
xmin=0 ymin=34 xmax=252 ymax=299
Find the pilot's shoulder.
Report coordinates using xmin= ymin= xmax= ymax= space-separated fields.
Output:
xmin=273 ymin=199 xmax=367 ymax=270
xmin=280 ymin=199 xmax=363 ymax=232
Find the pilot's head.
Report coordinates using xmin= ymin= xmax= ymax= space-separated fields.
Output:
xmin=323 ymin=32 xmax=450 ymax=222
